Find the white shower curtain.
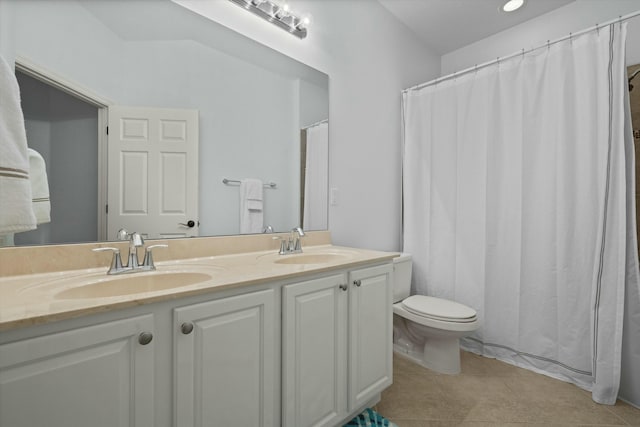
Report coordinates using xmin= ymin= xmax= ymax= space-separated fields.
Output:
xmin=403 ymin=23 xmax=639 ymax=404
xmin=303 ymin=121 xmax=328 ymax=230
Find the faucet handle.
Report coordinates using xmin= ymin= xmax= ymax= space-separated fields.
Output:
xmin=141 ymin=244 xmax=168 ymax=270
xmin=93 ymin=247 xmax=124 ymax=274
xmin=272 ymin=236 xmax=288 ymax=255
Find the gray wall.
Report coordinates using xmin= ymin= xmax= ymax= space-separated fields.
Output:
xmin=15 ymin=72 xmax=98 ymax=245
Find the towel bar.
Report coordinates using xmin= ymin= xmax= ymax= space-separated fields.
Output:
xmin=222 ymin=178 xmax=277 ymax=188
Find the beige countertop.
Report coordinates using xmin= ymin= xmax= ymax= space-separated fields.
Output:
xmin=0 ymin=244 xmax=397 ymax=331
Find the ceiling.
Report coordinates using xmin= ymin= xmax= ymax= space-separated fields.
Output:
xmin=378 ymin=0 xmax=575 ymax=54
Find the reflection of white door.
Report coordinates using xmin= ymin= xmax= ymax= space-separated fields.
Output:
xmin=107 ymin=106 xmax=199 ymax=240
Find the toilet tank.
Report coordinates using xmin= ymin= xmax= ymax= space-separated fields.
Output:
xmin=393 ymin=253 xmax=412 ymax=303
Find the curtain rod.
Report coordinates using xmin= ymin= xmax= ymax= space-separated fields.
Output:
xmin=403 ymin=9 xmax=640 ymax=94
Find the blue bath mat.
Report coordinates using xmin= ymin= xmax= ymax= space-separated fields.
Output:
xmin=343 ymin=408 xmax=397 ymax=427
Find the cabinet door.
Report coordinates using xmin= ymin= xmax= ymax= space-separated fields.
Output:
xmin=0 ymin=314 xmax=155 ymax=427
xmin=282 ymin=274 xmax=348 ymax=427
xmin=348 ymin=264 xmax=393 ymax=410
xmin=174 ymin=289 xmax=275 ymax=427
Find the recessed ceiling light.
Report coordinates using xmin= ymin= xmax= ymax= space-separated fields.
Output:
xmin=503 ymin=0 xmax=524 ymax=12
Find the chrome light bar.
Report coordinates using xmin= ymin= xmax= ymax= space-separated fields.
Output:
xmin=228 ymin=0 xmax=309 ymax=39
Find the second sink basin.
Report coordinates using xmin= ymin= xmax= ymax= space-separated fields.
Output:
xmin=274 ymin=253 xmax=347 ymax=265
xmin=55 ymin=272 xmax=212 ymax=299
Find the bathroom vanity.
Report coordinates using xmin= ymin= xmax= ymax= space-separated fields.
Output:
xmin=0 ymin=232 xmax=395 ymax=427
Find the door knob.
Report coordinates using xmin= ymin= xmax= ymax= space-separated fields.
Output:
xmin=179 ymin=220 xmax=197 ymax=228
xmin=353 ymin=280 xmax=362 ymax=287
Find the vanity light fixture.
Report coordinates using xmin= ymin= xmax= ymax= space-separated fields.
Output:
xmin=228 ymin=0 xmax=310 ymax=39
xmin=502 ymin=0 xmax=524 ymax=12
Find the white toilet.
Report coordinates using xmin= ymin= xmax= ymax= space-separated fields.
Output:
xmin=392 ymin=254 xmax=479 ymax=374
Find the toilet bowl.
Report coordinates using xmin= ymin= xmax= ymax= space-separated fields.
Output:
xmin=392 ymin=254 xmax=479 ymax=374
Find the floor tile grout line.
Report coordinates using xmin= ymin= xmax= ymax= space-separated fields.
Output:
xmin=382 ymin=352 xmax=640 ymax=426
xmin=601 ymin=404 xmax=633 ymax=426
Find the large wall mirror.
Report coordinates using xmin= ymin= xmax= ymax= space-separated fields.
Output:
xmin=5 ymin=0 xmax=329 ymax=246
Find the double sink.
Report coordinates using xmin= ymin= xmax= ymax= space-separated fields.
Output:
xmin=20 ymin=250 xmax=352 ymax=300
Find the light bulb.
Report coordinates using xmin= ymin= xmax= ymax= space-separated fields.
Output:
xmin=275 ymin=1 xmax=290 ymax=18
xmin=297 ymin=13 xmax=313 ymax=30
xmin=502 ymin=0 xmax=524 ymax=12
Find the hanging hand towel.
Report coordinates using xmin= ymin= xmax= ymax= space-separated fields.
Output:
xmin=0 ymin=54 xmax=36 ymax=235
xmin=27 ymin=148 xmax=51 ymax=224
xmin=239 ymin=178 xmax=263 ymax=234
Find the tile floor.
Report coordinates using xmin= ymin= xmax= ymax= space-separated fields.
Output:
xmin=376 ymin=351 xmax=640 ymax=426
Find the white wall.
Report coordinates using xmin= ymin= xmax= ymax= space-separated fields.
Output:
xmin=174 ymin=0 xmax=441 ymax=251
xmin=0 ymin=1 xmax=15 ymax=63
xmin=439 ymin=0 xmax=640 ymax=408
xmin=442 ymin=0 xmax=640 ymax=75
xmin=299 ymin=79 xmax=328 ymax=129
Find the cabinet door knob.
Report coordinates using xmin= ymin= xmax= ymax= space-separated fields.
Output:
xmin=181 ymin=322 xmax=194 ymax=335
xmin=138 ymin=332 xmax=153 ymax=345
xmin=353 ymin=280 xmax=362 ymax=287
xmin=339 ymin=284 xmax=348 ymax=291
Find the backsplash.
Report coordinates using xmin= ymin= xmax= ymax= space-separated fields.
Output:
xmin=0 ymin=231 xmax=331 ymax=277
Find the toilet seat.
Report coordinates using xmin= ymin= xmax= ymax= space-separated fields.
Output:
xmin=401 ymin=295 xmax=477 ymax=323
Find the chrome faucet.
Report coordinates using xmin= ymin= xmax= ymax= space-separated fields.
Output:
xmin=127 ymin=231 xmax=145 ymax=269
xmin=290 ymin=227 xmax=305 ymax=253
xmin=93 ymin=229 xmax=167 ymax=275
xmin=275 ymin=227 xmax=305 ymax=255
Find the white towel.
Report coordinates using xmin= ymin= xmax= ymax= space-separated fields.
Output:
xmin=28 ymin=148 xmax=50 ymax=224
xmin=0 ymin=54 xmax=36 ymax=235
xmin=239 ymin=178 xmax=263 ymax=234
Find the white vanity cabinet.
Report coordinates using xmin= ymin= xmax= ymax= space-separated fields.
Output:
xmin=282 ymin=264 xmax=393 ymax=427
xmin=174 ymin=289 xmax=276 ymax=427
xmin=0 ymin=314 xmax=155 ymax=427
xmin=347 ymin=264 xmax=393 ymax=410
xmin=282 ymin=274 xmax=348 ymax=427
xmin=0 ymin=254 xmax=394 ymax=427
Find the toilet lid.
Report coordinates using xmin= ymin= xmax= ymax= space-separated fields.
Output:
xmin=402 ymin=295 xmax=477 ymax=323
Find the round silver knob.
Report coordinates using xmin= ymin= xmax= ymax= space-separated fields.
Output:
xmin=353 ymin=280 xmax=362 ymax=287
xmin=138 ymin=332 xmax=153 ymax=345
xmin=339 ymin=284 xmax=348 ymax=291
xmin=181 ymin=322 xmax=194 ymax=335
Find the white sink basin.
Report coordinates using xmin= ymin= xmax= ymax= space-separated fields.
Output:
xmin=274 ymin=253 xmax=348 ymax=265
xmin=54 ymin=272 xmax=212 ymax=299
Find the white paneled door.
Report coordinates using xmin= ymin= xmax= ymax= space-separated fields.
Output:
xmin=107 ymin=106 xmax=199 ymax=240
